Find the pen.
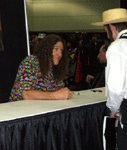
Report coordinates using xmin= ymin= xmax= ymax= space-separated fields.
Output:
xmin=91 ymin=90 xmax=103 ymax=93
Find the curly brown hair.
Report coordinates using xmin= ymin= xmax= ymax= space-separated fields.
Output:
xmin=33 ymin=34 xmax=69 ymax=81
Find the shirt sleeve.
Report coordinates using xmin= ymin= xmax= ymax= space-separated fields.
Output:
xmin=9 ymin=56 xmax=37 ymax=101
xmin=106 ymin=44 xmax=127 ymax=112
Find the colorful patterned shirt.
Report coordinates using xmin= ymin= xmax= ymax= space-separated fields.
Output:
xmin=9 ymin=55 xmax=65 ymax=101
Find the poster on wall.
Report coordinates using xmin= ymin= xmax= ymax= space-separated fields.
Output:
xmin=0 ymin=12 xmax=3 ymax=51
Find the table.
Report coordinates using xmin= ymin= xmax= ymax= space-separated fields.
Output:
xmin=0 ymin=87 xmax=107 ymax=150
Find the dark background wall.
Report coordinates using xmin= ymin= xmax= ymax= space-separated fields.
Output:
xmin=0 ymin=0 xmax=28 ymax=102
xmin=120 ymin=0 xmax=127 ymax=9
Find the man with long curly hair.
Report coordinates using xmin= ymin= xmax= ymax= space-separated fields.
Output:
xmin=9 ymin=34 xmax=74 ymax=101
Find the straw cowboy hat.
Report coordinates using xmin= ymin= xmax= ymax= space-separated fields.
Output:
xmin=92 ymin=8 xmax=127 ymax=26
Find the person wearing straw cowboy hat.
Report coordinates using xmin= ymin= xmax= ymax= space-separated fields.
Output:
xmin=92 ymin=8 xmax=127 ymax=149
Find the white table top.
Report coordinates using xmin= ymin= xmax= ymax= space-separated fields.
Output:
xmin=0 ymin=87 xmax=107 ymax=122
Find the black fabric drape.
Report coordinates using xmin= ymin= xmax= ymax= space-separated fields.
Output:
xmin=0 ymin=0 xmax=28 ymax=102
xmin=0 ymin=102 xmax=106 ymax=150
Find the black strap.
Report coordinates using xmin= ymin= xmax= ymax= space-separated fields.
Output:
xmin=119 ymin=36 xmax=127 ymax=39
xmin=119 ymin=33 xmax=127 ymax=39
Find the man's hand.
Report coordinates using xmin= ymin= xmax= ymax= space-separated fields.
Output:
xmin=110 ymin=111 xmax=121 ymax=117
xmin=86 ymin=75 xmax=94 ymax=83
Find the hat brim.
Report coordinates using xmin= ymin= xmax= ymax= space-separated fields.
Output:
xmin=91 ymin=17 xmax=127 ymax=26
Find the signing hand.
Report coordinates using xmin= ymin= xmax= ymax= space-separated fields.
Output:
xmin=53 ymin=87 xmax=74 ymax=100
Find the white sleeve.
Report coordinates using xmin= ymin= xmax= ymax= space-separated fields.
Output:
xmin=106 ymin=47 xmax=127 ymax=113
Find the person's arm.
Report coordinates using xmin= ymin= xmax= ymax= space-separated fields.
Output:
xmin=9 ymin=55 xmax=38 ymax=101
xmin=22 ymin=87 xmax=74 ymax=100
xmin=106 ymin=45 xmax=127 ymax=114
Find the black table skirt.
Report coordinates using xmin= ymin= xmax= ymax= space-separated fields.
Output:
xmin=0 ymin=102 xmax=106 ymax=150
